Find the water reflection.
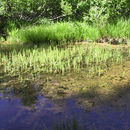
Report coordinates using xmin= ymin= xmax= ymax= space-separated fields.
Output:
xmin=1 ymin=80 xmax=40 ymax=106
xmin=0 ymin=86 xmax=130 ymax=130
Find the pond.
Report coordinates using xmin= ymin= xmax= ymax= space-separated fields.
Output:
xmin=0 ymin=86 xmax=130 ymax=130
xmin=0 ymin=58 xmax=130 ymax=130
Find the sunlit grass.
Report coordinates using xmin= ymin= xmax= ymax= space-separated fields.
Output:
xmin=99 ymin=18 xmax=130 ymax=39
xmin=7 ymin=19 xmax=130 ymax=45
xmin=0 ymin=43 xmax=124 ymax=77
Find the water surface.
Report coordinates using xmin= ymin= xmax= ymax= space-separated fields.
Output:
xmin=0 ymin=88 xmax=130 ymax=130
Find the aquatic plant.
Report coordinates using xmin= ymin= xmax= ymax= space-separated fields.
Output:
xmin=0 ymin=43 xmax=124 ymax=77
xmin=55 ymin=119 xmax=78 ymax=130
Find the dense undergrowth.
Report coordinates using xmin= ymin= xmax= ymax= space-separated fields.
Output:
xmin=7 ymin=19 xmax=130 ymax=45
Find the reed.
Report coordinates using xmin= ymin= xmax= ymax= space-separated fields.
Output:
xmin=0 ymin=44 xmax=124 ymax=77
xmin=7 ymin=19 xmax=130 ymax=45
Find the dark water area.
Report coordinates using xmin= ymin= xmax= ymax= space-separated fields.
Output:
xmin=0 ymin=88 xmax=130 ymax=130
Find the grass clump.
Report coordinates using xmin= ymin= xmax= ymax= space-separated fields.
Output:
xmin=99 ymin=19 xmax=130 ymax=39
xmin=0 ymin=43 xmax=124 ymax=77
xmin=7 ymin=19 xmax=130 ymax=45
xmin=16 ymin=22 xmax=77 ymax=45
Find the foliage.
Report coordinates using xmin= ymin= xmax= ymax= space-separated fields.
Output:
xmin=0 ymin=0 xmax=129 ymax=40
xmin=0 ymin=0 xmax=129 ymax=24
xmin=61 ymin=0 xmax=72 ymax=16
xmin=8 ymin=19 xmax=130 ymax=44
xmin=0 ymin=43 xmax=124 ymax=76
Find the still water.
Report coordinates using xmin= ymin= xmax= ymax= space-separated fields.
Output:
xmin=0 ymin=87 xmax=130 ymax=130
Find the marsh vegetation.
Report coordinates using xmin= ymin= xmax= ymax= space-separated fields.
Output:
xmin=0 ymin=0 xmax=130 ymax=129
xmin=0 ymin=43 xmax=125 ymax=76
xmin=7 ymin=19 xmax=130 ymax=44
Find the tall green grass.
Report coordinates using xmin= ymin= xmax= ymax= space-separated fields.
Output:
xmin=0 ymin=44 xmax=124 ymax=76
xmin=99 ymin=19 xmax=130 ymax=39
xmin=18 ymin=22 xmax=78 ymax=44
xmin=7 ymin=19 xmax=130 ymax=45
